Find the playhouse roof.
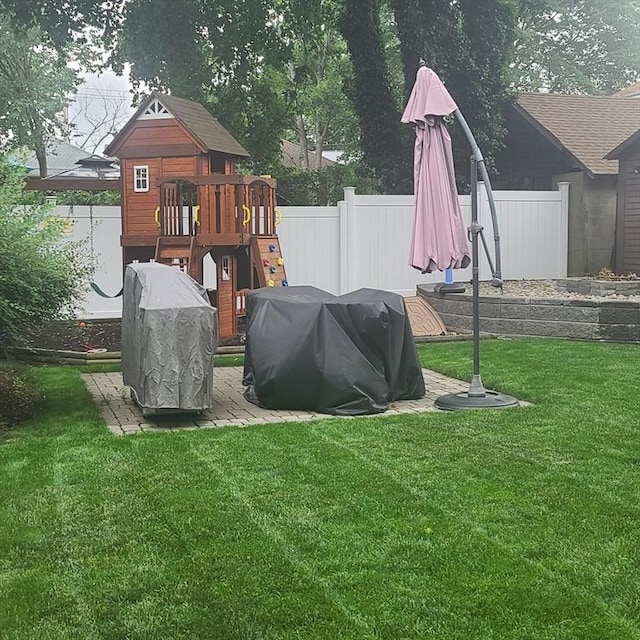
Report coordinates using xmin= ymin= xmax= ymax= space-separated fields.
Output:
xmin=105 ymin=91 xmax=250 ymax=159
xmin=513 ymin=93 xmax=640 ymax=177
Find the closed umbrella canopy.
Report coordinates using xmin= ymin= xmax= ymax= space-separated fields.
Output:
xmin=401 ymin=65 xmax=470 ymax=273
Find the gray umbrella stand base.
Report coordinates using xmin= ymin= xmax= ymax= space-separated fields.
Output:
xmin=435 ymin=374 xmax=520 ymax=411
xmin=433 ymin=282 xmax=466 ymax=294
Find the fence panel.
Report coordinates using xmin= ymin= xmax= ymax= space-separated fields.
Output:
xmin=53 ymin=206 xmax=123 ymax=319
xmin=276 ymin=206 xmax=341 ymax=294
xmin=56 ymin=183 xmax=568 ymax=317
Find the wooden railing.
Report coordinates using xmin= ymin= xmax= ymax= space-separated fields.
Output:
xmin=156 ymin=175 xmax=277 ymax=239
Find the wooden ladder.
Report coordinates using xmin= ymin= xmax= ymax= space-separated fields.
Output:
xmin=250 ymin=236 xmax=287 ymax=288
xmin=154 ymin=236 xmax=197 ymax=279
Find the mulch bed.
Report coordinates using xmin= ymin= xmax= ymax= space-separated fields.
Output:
xmin=20 ymin=318 xmax=244 ymax=353
xmin=20 ymin=320 xmax=123 ymax=353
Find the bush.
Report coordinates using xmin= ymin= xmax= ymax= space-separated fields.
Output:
xmin=0 ymin=156 xmax=94 ymax=351
xmin=0 ymin=362 xmax=37 ymax=430
xmin=275 ymin=163 xmax=379 ymax=206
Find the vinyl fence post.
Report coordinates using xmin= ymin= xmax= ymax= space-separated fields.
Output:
xmin=557 ymin=182 xmax=570 ymax=278
xmin=339 ymin=187 xmax=356 ymax=295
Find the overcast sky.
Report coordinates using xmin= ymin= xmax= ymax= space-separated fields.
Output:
xmin=68 ymin=66 xmax=136 ymax=155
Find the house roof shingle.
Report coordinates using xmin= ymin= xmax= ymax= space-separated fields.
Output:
xmin=606 ymin=129 xmax=640 ymax=160
xmin=22 ymin=139 xmax=94 ymax=178
xmin=514 ymin=93 xmax=640 ymax=176
xmin=281 ymin=140 xmax=335 ymax=169
xmin=613 ymin=82 xmax=640 ymax=98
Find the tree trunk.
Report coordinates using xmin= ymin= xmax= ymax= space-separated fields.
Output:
xmin=35 ymin=143 xmax=48 ymax=178
xmin=340 ymin=0 xmax=411 ymax=193
xmin=296 ymin=115 xmax=310 ymax=170
xmin=314 ymin=121 xmax=324 ymax=170
xmin=31 ymin=118 xmax=48 ymax=178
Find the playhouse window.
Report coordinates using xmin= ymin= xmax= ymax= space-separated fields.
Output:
xmin=134 ymin=166 xmax=149 ymax=192
xmin=221 ymin=256 xmax=231 ymax=281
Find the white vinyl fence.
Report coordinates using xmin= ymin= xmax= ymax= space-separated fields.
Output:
xmin=57 ymin=182 xmax=569 ymax=318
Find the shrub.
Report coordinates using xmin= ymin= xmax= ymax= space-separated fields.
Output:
xmin=0 ymin=156 xmax=94 ymax=352
xmin=0 ymin=362 xmax=37 ymax=430
xmin=275 ymin=163 xmax=379 ymax=206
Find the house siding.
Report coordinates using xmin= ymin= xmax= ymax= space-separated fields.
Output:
xmin=615 ymin=142 xmax=640 ymax=274
xmin=553 ymin=172 xmax=617 ymax=276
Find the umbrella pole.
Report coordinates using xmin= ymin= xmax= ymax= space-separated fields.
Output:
xmin=433 ymin=139 xmax=518 ymax=411
xmin=469 ymin=156 xmax=483 ymax=394
xmin=453 ymin=109 xmax=503 ymax=285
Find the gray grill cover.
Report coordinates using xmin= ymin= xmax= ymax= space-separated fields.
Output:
xmin=122 ymin=262 xmax=218 ymax=412
xmin=243 ymin=286 xmax=425 ymax=415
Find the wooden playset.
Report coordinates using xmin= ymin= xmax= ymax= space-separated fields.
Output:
xmin=105 ymin=92 xmax=287 ymax=339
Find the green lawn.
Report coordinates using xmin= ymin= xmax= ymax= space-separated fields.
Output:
xmin=2 ymin=339 xmax=640 ymax=639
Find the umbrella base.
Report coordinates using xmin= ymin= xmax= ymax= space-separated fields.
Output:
xmin=434 ymin=282 xmax=466 ymax=294
xmin=434 ymin=390 xmax=520 ymax=411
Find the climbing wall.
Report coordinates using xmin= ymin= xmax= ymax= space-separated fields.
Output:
xmin=251 ymin=237 xmax=288 ymax=288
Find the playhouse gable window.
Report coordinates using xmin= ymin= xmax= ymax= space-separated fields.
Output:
xmin=133 ymin=166 xmax=149 ymax=192
xmin=139 ymin=99 xmax=172 ymax=120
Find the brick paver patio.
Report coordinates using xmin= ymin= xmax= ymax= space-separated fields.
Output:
xmin=82 ymin=367 xmax=474 ymax=436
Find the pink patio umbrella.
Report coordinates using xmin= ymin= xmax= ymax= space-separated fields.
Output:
xmin=402 ymin=64 xmax=519 ymax=411
xmin=401 ymin=65 xmax=470 ymax=273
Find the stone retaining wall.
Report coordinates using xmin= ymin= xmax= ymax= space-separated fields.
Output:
xmin=555 ymin=278 xmax=640 ymax=297
xmin=417 ymin=285 xmax=640 ymax=342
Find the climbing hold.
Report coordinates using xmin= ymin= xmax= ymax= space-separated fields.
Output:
xmin=269 ymin=244 xmax=277 ymax=252
xmin=263 ymin=258 xmax=270 ymax=266
xmin=277 ymin=257 xmax=284 ymax=266
xmin=282 ymin=280 xmax=289 ymax=287
xmin=269 ymin=265 xmax=277 ymax=274
xmin=267 ymin=279 xmax=275 ymax=287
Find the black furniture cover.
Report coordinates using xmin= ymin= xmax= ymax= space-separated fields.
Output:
xmin=122 ymin=262 xmax=218 ymax=414
xmin=243 ymin=286 xmax=424 ymax=415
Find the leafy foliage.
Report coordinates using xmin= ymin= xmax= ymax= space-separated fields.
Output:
xmin=0 ymin=158 xmax=94 ymax=350
xmin=342 ymin=0 xmax=516 ymax=193
xmin=0 ymin=362 xmax=37 ymax=430
xmin=513 ymin=0 xmax=640 ymax=94
xmin=0 ymin=12 xmax=80 ymax=177
xmin=4 ymin=0 xmax=637 ymax=198
xmin=50 ymin=190 xmax=121 ymax=207
xmin=276 ymin=163 xmax=378 ymax=205
xmin=340 ymin=0 xmax=413 ymax=194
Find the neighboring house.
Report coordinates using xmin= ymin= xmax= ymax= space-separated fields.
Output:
xmin=606 ymin=129 xmax=640 ymax=274
xmin=613 ymin=82 xmax=640 ymax=99
xmin=21 ymin=139 xmax=120 ymax=191
xmin=281 ymin=140 xmax=335 ymax=170
xmin=495 ymin=93 xmax=640 ymax=276
xmin=22 ymin=139 xmax=91 ymax=178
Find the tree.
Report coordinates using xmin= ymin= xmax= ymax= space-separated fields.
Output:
xmin=512 ymin=0 xmax=640 ymax=94
xmin=0 ymin=157 xmax=93 ymax=351
xmin=340 ymin=0 xmax=412 ymax=193
xmin=0 ymin=14 xmax=80 ymax=176
xmin=272 ymin=0 xmax=358 ymax=169
xmin=340 ymin=0 xmax=516 ymax=193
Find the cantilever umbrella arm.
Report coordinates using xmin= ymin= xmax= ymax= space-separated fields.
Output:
xmin=453 ymin=109 xmax=503 ymax=286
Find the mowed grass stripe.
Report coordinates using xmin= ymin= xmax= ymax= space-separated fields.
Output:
xmin=220 ymin=424 xmax=640 ymax=640
xmin=1 ymin=339 xmax=640 ymax=639
xmin=37 ymin=430 xmax=372 ymax=639
xmin=308 ymin=420 xmax=640 ymax=636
